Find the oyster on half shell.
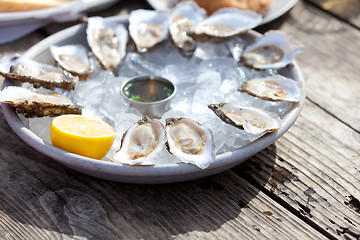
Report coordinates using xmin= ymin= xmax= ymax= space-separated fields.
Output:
xmin=0 ymin=86 xmax=82 ymax=118
xmin=112 ymin=116 xmax=166 ymax=165
xmin=242 ymin=30 xmax=302 ymax=69
xmin=168 ymin=1 xmax=206 ymax=56
xmin=208 ymin=103 xmax=281 ymax=135
xmin=239 ymin=75 xmax=302 ymax=102
xmin=188 ymin=8 xmax=262 ymax=40
xmin=0 ymin=58 xmax=78 ymax=90
xmin=129 ymin=9 xmax=170 ymax=53
xmin=86 ymin=17 xmax=128 ymax=72
xmin=51 ymin=45 xmax=92 ymax=80
xmin=165 ymin=117 xmax=215 ymax=169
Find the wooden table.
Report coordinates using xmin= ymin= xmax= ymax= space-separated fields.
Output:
xmin=0 ymin=0 xmax=359 ymax=239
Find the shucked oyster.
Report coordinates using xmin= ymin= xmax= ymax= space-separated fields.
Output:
xmin=239 ymin=75 xmax=302 ymax=102
xmin=86 ymin=17 xmax=128 ymax=72
xmin=51 ymin=45 xmax=92 ymax=80
xmin=242 ymin=30 xmax=302 ymax=69
xmin=129 ymin=9 xmax=169 ymax=53
xmin=165 ymin=117 xmax=215 ymax=169
xmin=188 ymin=8 xmax=262 ymax=40
xmin=0 ymin=58 xmax=78 ymax=90
xmin=113 ymin=116 xmax=166 ymax=165
xmin=0 ymin=86 xmax=82 ymax=118
xmin=208 ymin=103 xmax=281 ymax=135
xmin=168 ymin=1 xmax=206 ymax=56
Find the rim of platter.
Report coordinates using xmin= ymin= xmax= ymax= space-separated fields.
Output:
xmin=1 ymin=15 xmax=305 ymax=184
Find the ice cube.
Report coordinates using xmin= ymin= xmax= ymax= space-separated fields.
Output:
xmin=28 ymin=117 xmax=53 ymax=144
xmin=194 ymin=41 xmax=231 ymax=61
xmin=226 ymin=36 xmax=247 ymax=62
xmin=160 ymin=62 xmax=198 ymax=85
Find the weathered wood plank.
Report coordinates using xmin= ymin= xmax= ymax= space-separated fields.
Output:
xmin=266 ymin=1 xmax=360 ymax=131
xmin=0 ymin=111 xmax=326 ymax=239
xmin=305 ymin=0 xmax=360 ymax=28
xmin=235 ymin=99 xmax=360 ymax=240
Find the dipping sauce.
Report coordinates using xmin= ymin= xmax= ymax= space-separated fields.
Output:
xmin=122 ymin=77 xmax=175 ymax=102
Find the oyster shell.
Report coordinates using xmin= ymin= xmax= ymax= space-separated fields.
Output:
xmin=239 ymin=75 xmax=302 ymax=102
xmin=0 ymin=58 xmax=78 ymax=90
xmin=0 ymin=86 xmax=82 ymax=118
xmin=129 ymin=9 xmax=169 ymax=53
xmin=208 ymin=103 xmax=281 ymax=135
xmin=165 ymin=117 xmax=215 ymax=169
xmin=0 ymin=54 xmax=22 ymax=73
xmin=113 ymin=116 xmax=166 ymax=165
xmin=50 ymin=45 xmax=92 ymax=80
xmin=242 ymin=30 xmax=303 ymax=69
xmin=86 ymin=17 xmax=128 ymax=72
xmin=188 ymin=8 xmax=262 ymax=40
xmin=168 ymin=1 xmax=206 ymax=56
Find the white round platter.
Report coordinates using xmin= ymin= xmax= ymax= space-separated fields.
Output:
xmin=146 ymin=0 xmax=299 ymax=25
xmin=1 ymin=15 xmax=305 ymax=184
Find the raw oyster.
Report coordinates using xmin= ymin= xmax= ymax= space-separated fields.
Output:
xmin=113 ymin=116 xmax=166 ymax=165
xmin=168 ymin=1 xmax=206 ymax=56
xmin=242 ymin=30 xmax=302 ymax=69
xmin=188 ymin=8 xmax=262 ymax=40
xmin=86 ymin=17 xmax=128 ymax=72
xmin=0 ymin=86 xmax=82 ymax=118
xmin=50 ymin=45 xmax=92 ymax=80
xmin=239 ymin=75 xmax=302 ymax=102
xmin=165 ymin=117 xmax=215 ymax=169
xmin=208 ymin=103 xmax=281 ymax=135
xmin=129 ymin=9 xmax=169 ymax=53
xmin=0 ymin=58 xmax=78 ymax=90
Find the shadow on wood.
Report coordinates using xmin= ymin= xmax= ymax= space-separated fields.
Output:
xmin=0 ymin=109 xmax=276 ymax=239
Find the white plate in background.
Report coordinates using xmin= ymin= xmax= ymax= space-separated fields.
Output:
xmin=146 ymin=0 xmax=298 ymax=25
xmin=0 ymin=0 xmax=117 ymax=43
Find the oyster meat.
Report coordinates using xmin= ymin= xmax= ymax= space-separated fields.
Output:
xmin=168 ymin=1 xmax=206 ymax=56
xmin=0 ymin=58 xmax=78 ymax=90
xmin=113 ymin=116 xmax=166 ymax=165
xmin=51 ymin=45 xmax=92 ymax=80
xmin=86 ymin=17 xmax=128 ymax=72
xmin=242 ymin=30 xmax=302 ymax=69
xmin=188 ymin=8 xmax=262 ymax=39
xmin=129 ymin=9 xmax=169 ymax=53
xmin=0 ymin=86 xmax=82 ymax=118
xmin=208 ymin=103 xmax=281 ymax=135
xmin=240 ymin=75 xmax=302 ymax=102
xmin=165 ymin=117 xmax=215 ymax=169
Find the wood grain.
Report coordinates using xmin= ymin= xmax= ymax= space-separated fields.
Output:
xmin=274 ymin=1 xmax=360 ymax=132
xmin=235 ymin=99 xmax=360 ymax=240
xmin=305 ymin=0 xmax=360 ymax=28
xmin=0 ymin=120 xmax=327 ymax=239
xmin=241 ymin=2 xmax=360 ymax=239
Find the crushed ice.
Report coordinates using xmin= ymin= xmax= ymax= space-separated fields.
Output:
xmin=27 ymin=36 xmax=293 ymax=164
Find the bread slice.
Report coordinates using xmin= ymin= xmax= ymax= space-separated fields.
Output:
xmin=190 ymin=0 xmax=272 ymax=14
xmin=0 ymin=0 xmax=74 ymax=12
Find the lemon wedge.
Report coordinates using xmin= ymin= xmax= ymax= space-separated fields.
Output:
xmin=50 ymin=114 xmax=116 ymax=160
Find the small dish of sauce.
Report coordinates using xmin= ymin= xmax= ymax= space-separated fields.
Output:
xmin=121 ymin=76 xmax=176 ymax=117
